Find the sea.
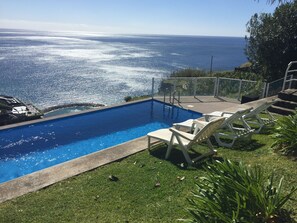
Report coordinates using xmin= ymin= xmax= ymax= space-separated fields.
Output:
xmin=0 ymin=29 xmax=247 ymax=109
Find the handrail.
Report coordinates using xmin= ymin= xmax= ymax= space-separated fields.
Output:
xmin=161 ymin=76 xmax=257 ymax=83
xmin=216 ymin=77 xmax=257 ymax=83
xmin=169 ymin=76 xmax=216 ymax=80
xmin=269 ymin=76 xmax=287 ymax=85
xmin=282 ymin=61 xmax=297 ymax=91
xmin=154 ymin=73 xmax=293 ymax=105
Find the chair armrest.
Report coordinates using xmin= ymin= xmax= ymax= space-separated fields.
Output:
xmin=193 ymin=120 xmax=208 ymax=129
xmin=221 ymin=111 xmax=234 ymax=116
xmin=169 ymin=128 xmax=195 ymax=141
xmin=204 ymin=115 xmax=214 ymax=122
xmin=204 ymin=114 xmax=224 ymax=122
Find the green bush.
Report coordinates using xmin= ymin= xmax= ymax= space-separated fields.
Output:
xmin=272 ymin=110 xmax=297 ymax=155
xmin=124 ymin=96 xmax=132 ymax=102
xmin=170 ymin=68 xmax=208 ymax=78
xmin=185 ymin=160 xmax=296 ymax=223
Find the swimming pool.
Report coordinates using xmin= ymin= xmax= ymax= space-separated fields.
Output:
xmin=0 ymin=100 xmax=201 ymax=184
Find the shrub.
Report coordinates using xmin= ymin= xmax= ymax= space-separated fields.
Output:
xmin=124 ymin=96 xmax=132 ymax=102
xmin=170 ymin=68 xmax=208 ymax=78
xmin=185 ymin=160 xmax=296 ymax=223
xmin=272 ymin=110 xmax=297 ymax=155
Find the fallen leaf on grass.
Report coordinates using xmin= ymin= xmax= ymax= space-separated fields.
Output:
xmin=177 ymin=176 xmax=185 ymax=181
xmin=155 ymin=182 xmax=161 ymax=187
xmin=108 ymin=175 xmax=119 ymax=182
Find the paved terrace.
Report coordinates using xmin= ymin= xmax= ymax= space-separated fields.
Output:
xmin=156 ymin=95 xmax=276 ymax=114
xmin=155 ymin=96 xmax=241 ymax=113
xmin=0 ymin=96 xmax=276 ymax=203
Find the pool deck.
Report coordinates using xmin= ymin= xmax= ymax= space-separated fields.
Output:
xmin=0 ymin=96 xmax=277 ymax=203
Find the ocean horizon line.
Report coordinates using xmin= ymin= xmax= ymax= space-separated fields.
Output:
xmin=0 ymin=27 xmax=246 ymax=39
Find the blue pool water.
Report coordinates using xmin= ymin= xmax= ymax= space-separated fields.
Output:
xmin=0 ymin=100 xmax=201 ymax=183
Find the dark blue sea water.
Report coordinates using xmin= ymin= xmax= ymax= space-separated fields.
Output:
xmin=0 ymin=29 xmax=247 ymax=108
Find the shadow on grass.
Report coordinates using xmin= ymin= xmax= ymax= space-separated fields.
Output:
xmin=258 ymin=126 xmax=275 ymax=135
xmin=148 ymin=144 xmax=215 ymax=170
xmin=209 ymin=137 xmax=265 ymax=152
xmin=276 ymin=209 xmax=297 ymax=223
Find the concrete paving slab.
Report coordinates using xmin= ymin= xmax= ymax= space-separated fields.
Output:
xmin=155 ymin=96 xmax=240 ymax=114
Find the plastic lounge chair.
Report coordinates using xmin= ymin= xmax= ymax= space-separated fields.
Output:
xmin=147 ymin=117 xmax=225 ymax=165
xmin=242 ymin=100 xmax=277 ymax=133
xmin=174 ymin=107 xmax=254 ymax=148
xmin=172 ymin=118 xmax=207 ymax=133
xmin=210 ymin=108 xmax=255 ymax=148
xmin=172 ymin=109 xmax=244 ymax=132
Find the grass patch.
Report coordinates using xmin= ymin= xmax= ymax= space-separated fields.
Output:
xmin=0 ymin=127 xmax=296 ymax=222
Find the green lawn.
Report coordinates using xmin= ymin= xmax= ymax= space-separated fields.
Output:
xmin=0 ymin=127 xmax=296 ymax=222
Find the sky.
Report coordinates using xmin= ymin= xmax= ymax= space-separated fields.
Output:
xmin=0 ymin=0 xmax=278 ymax=37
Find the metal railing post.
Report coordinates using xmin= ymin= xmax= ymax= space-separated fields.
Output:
xmin=213 ymin=77 xmax=217 ymax=97
xmin=173 ymin=78 xmax=177 ymax=93
xmin=216 ymin=77 xmax=220 ymax=97
xmin=237 ymin=79 xmax=243 ymax=101
xmin=151 ymin=78 xmax=155 ymax=99
xmin=261 ymin=82 xmax=267 ymax=98
xmin=265 ymin=82 xmax=270 ymax=98
xmin=289 ymin=74 xmax=293 ymax=89
xmin=282 ymin=61 xmax=297 ymax=91
xmin=193 ymin=77 xmax=197 ymax=97
xmin=172 ymin=91 xmax=176 ymax=105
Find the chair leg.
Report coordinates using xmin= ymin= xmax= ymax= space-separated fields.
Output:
xmin=165 ymin=134 xmax=177 ymax=159
xmin=245 ymin=115 xmax=264 ymax=133
xmin=254 ymin=115 xmax=264 ymax=133
xmin=253 ymin=123 xmax=263 ymax=133
xmin=206 ymin=139 xmax=215 ymax=152
xmin=180 ymin=145 xmax=193 ymax=165
xmin=192 ymin=139 xmax=217 ymax=162
xmin=165 ymin=143 xmax=173 ymax=159
xmin=174 ymin=136 xmax=193 ymax=165
xmin=241 ymin=117 xmax=252 ymax=130
xmin=214 ymin=133 xmax=235 ymax=148
xmin=192 ymin=150 xmax=217 ymax=162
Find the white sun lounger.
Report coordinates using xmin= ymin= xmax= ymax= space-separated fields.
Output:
xmin=147 ymin=117 xmax=225 ymax=165
xmin=242 ymin=100 xmax=277 ymax=133
xmin=174 ymin=107 xmax=254 ymax=148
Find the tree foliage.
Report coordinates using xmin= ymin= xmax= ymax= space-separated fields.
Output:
xmin=245 ymin=1 xmax=297 ymax=81
xmin=265 ymin=0 xmax=293 ymax=4
xmin=254 ymin=0 xmax=294 ymax=5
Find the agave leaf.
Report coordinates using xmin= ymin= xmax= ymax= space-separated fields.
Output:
xmin=186 ymin=159 xmax=296 ymax=222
